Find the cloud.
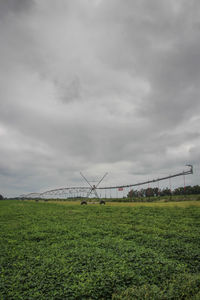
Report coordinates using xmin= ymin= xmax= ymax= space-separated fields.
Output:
xmin=0 ymin=0 xmax=33 ymax=17
xmin=0 ymin=0 xmax=200 ymax=196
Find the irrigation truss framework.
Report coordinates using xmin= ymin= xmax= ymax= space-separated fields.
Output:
xmin=20 ymin=165 xmax=193 ymax=199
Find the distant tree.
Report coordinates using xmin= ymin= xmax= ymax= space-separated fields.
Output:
xmin=192 ymin=185 xmax=200 ymax=194
xmin=139 ymin=189 xmax=146 ymax=197
xmin=153 ymin=187 xmax=159 ymax=196
xmin=127 ymin=189 xmax=137 ymax=198
xmin=0 ymin=194 xmax=4 ymax=200
xmin=127 ymin=184 xmax=200 ymax=199
xmin=160 ymin=188 xmax=171 ymax=196
xmin=185 ymin=185 xmax=194 ymax=195
xmin=174 ymin=185 xmax=200 ymax=196
xmin=174 ymin=187 xmax=184 ymax=195
xmin=145 ymin=188 xmax=155 ymax=197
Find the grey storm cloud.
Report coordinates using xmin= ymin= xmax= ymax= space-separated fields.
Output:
xmin=0 ymin=0 xmax=200 ymax=196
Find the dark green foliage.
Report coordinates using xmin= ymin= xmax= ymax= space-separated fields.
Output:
xmin=0 ymin=201 xmax=200 ymax=299
xmin=174 ymin=185 xmax=200 ymax=195
xmin=0 ymin=194 xmax=3 ymax=200
xmin=128 ymin=184 xmax=200 ymax=199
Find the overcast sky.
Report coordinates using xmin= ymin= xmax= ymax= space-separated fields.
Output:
xmin=0 ymin=0 xmax=200 ymax=197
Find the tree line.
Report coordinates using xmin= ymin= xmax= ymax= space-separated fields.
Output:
xmin=127 ymin=185 xmax=200 ymax=198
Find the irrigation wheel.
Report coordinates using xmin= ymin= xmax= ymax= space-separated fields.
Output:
xmin=81 ymin=201 xmax=87 ymax=205
xmin=100 ymin=200 xmax=105 ymax=205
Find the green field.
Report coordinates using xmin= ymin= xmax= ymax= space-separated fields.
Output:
xmin=1 ymin=200 xmax=200 ymax=299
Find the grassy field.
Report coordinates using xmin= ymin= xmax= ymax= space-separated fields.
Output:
xmin=49 ymin=199 xmax=200 ymax=208
xmin=1 ymin=200 xmax=200 ymax=299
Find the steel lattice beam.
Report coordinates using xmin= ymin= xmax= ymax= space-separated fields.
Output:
xmin=97 ymin=165 xmax=193 ymax=190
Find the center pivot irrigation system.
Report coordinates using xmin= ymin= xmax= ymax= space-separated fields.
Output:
xmin=20 ymin=165 xmax=193 ymax=204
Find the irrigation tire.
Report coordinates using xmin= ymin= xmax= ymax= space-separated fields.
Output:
xmin=100 ymin=200 xmax=105 ymax=205
xmin=81 ymin=201 xmax=87 ymax=205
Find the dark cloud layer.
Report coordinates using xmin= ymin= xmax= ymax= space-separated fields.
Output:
xmin=0 ymin=0 xmax=200 ymax=196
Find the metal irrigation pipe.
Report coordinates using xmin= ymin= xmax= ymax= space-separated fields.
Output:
xmin=97 ymin=165 xmax=193 ymax=190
